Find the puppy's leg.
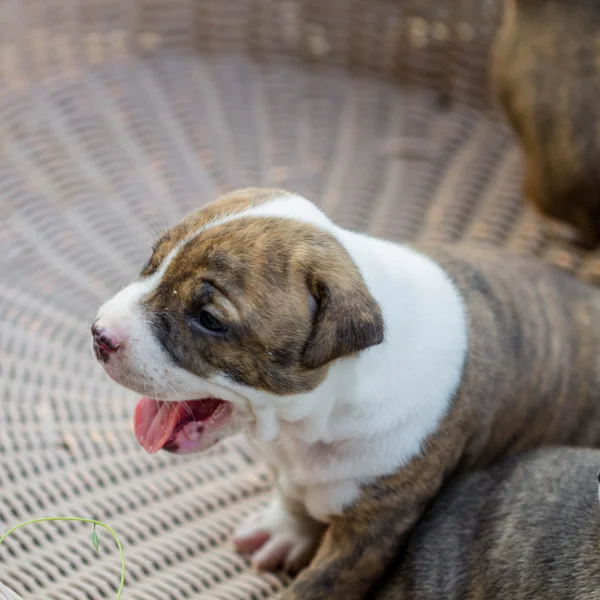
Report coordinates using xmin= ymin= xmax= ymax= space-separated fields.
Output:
xmin=281 ymin=434 xmax=457 ymax=600
xmin=281 ymin=493 xmax=423 ymax=599
xmin=234 ymin=491 xmax=325 ymax=573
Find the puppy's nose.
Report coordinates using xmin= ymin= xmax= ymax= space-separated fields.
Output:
xmin=91 ymin=323 xmax=121 ymax=363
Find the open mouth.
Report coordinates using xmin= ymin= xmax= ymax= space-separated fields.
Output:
xmin=133 ymin=396 xmax=232 ymax=454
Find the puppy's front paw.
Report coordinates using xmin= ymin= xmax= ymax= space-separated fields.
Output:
xmin=233 ymin=496 xmax=324 ymax=573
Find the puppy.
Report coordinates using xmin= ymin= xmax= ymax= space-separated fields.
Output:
xmin=93 ymin=188 xmax=600 ymax=599
xmin=491 ymin=0 xmax=600 ymax=248
xmin=370 ymin=447 xmax=600 ymax=600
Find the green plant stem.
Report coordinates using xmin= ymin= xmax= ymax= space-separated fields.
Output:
xmin=0 ymin=517 xmax=125 ymax=599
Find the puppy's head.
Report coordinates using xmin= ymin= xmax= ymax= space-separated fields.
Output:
xmin=93 ymin=189 xmax=384 ymax=455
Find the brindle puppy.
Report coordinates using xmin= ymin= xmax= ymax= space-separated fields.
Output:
xmin=492 ymin=0 xmax=600 ymax=248
xmin=370 ymin=447 xmax=600 ymax=600
xmin=93 ymin=189 xmax=600 ymax=600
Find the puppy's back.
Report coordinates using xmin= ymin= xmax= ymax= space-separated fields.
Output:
xmin=370 ymin=447 xmax=600 ymax=600
xmin=413 ymin=243 xmax=600 ymax=454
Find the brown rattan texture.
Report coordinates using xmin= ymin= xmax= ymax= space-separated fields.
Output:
xmin=2 ymin=1 xmax=600 ymax=598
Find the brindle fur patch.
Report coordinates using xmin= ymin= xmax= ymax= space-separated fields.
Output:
xmin=282 ymin=243 xmax=600 ymax=600
xmin=491 ymin=0 xmax=600 ymax=248
xmin=369 ymin=447 xmax=600 ymax=600
xmin=142 ymin=192 xmax=384 ymax=395
xmin=141 ymin=187 xmax=284 ymax=277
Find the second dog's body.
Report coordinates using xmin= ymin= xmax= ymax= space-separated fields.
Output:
xmin=370 ymin=447 xmax=600 ymax=600
xmin=93 ymin=189 xmax=600 ymax=599
xmin=492 ymin=0 xmax=600 ymax=247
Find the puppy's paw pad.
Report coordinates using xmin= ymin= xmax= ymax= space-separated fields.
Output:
xmin=233 ymin=503 xmax=323 ymax=573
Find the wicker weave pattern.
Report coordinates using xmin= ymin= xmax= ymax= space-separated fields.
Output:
xmin=1 ymin=1 xmax=599 ymax=598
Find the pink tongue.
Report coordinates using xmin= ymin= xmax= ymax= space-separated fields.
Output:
xmin=134 ymin=397 xmax=187 ymax=454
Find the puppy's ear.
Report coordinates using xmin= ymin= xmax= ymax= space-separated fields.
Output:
xmin=303 ymin=262 xmax=384 ymax=369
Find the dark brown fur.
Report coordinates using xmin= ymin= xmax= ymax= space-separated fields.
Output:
xmin=369 ymin=447 xmax=600 ymax=600
xmin=491 ymin=0 xmax=600 ymax=248
xmin=283 ymin=244 xmax=600 ymax=600
xmin=141 ymin=187 xmax=282 ymax=277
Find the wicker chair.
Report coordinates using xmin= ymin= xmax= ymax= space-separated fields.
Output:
xmin=1 ymin=1 xmax=599 ymax=598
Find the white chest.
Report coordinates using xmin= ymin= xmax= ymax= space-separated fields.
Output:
xmin=247 ymin=427 xmax=365 ymax=522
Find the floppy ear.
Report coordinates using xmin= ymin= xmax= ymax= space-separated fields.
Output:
xmin=303 ymin=267 xmax=385 ymax=369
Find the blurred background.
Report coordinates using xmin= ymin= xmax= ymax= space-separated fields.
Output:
xmin=0 ymin=1 xmax=597 ymax=598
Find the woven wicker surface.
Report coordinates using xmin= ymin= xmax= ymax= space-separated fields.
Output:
xmin=2 ymin=1 xmax=600 ymax=599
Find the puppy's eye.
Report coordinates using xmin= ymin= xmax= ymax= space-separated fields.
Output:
xmin=192 ymin=310 xmax=228 ymax=334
